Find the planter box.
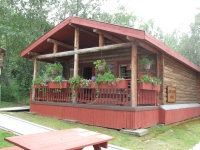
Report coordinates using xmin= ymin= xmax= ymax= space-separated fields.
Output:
xmin=34 ymin=84 xmax=48 ymax=88
xmin=138 ymin=82 xmax=160 ymax=91
xmin=79 ymin=81 xmax=96 ymax=88
xmin=48 ymin=81 xmax=69 ymax=88
xmin=98 ymin=80 xmax=128 ymax=89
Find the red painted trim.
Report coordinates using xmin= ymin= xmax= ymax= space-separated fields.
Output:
xmin=30 ymin=103 xmax=159 ymax=129
xmin=20 ymin=18 xmax=71 ymax=57
xmin=70 ymin=17 xmax=145 ymax=40
xmin=145 ymin=32 xmax=200 ymax=72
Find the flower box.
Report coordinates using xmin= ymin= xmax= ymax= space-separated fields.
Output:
xmin=34 ymin=84 xmax=48 ymax=88
xmin=48 ymin=81 xmax=69 ymax=88
xmin=97 ymin=80 xmax=128 ymax=89
xmin=79 ymin=81 xmax=96 ymax=88
xmin=138 ymin=82 xmax=160 ymax=91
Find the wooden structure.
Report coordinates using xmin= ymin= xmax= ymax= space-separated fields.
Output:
xmin=5 ymin=128 xmax=114 ymax=150
xmin=21 ymin=17 xmax=200 ymax=129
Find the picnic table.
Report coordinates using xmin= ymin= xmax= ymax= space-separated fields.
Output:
xmin=4 ymin=128 xmax=115 ymax=150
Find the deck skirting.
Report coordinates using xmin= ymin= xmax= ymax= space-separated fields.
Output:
xmin=30 ymin=102 xmax=159 ymax=129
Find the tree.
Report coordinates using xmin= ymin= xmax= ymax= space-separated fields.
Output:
xmin=176 ymin=11 xmax=200 ymax=66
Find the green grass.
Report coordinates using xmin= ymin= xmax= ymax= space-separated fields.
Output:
xmin=0 ymin=130 xmax=14 ymax=148
xmin=2 ymin=111 xmax=200 ymax=150
xmin=0 ymin=101 xmax=29 ymax=108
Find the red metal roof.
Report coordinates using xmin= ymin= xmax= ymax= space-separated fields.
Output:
xmin=21 ymin=16 xmax=200 ymax=72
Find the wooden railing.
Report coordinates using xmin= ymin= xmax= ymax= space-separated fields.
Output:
xmin=137 ymin=90 xmax=158 ymax=106
xmin=32 ymin=80 xmax=159 ymax=106
xmin=35 ymin=88 xmax=72 ymax=102
xmin=77 ymin=88 xmax=130 ymax=105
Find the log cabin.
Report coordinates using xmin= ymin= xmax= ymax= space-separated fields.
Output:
xmin=21 ymin=16 xmax=200 ymax=129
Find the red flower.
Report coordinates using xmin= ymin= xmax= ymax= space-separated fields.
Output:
xmin=140 ymin=74 xmax=144 ymax=78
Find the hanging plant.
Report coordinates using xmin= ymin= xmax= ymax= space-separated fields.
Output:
xmin=139 ymin=57 xmax=154 ymax=69
xmin=93 ymin=59 xmax=110 ymax=74
xmin=48 ymin=62 xmax=63 ymax=74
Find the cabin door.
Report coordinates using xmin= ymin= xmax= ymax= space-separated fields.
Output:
xmin=83 ymin=67 xmax=92 ymax=79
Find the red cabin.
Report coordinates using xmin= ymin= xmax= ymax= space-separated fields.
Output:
xmin=21 ymin=17 xmax=200 ymax=129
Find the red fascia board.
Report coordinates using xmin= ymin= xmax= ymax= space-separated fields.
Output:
xmin=145 ymin=32 xmax=200 ymax=72
xmin=70 ymin=17 xmax=145 ymax=40
xmin=21 ymin=18 xmax=71 ymax=57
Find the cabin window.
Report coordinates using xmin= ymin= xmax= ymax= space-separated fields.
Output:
xmin=69 ymin=68 xmax=89 ymax=78
xmin=119 ymin=64 xmax=131 ymax=79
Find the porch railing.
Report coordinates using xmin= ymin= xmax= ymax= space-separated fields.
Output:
xmin=33 ymin=80 xmax=158 ymax=106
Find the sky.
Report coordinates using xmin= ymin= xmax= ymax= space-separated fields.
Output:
xmin=105 ymin=0 xmax=200 ymax=34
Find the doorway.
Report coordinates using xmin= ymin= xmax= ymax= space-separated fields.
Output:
xmin=83 ymin=67 xmax=92 ymax=79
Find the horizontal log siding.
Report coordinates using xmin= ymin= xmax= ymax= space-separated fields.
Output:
xmin=197 ymin=73 xmax=200 ymax=103
xmin=30 ymin=103 xmax=159 ymax=129
xmin=163 ymin=56 xmax=197 ymax=104
xmin=64 ymin=47 xmax=157 ymax=79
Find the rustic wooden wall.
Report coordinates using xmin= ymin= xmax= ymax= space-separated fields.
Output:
xmin=163 ymin=56 xmax=197 ymax=104
xmin=157 ymin=54 xmax=164 ymax=105
xmin=63 ymin=46 xmax=157 ymax=79
xmin=197 ymin=73 xmax=200 ymax=103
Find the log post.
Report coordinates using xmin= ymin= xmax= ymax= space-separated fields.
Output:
xmin=99 ymin=34 xmax=104 ymax=47
xmin=72 ymin=28 xmax=79 ymax=103
xmin=157 ymin=54 xmax=164 ymax=105
xmin=53 ymin=43 xmax=58 ymax=53
xmin=131 ymin=45 xmax=137 ymax=107
xmin=32 ymin=59 xmax=38 ymax=101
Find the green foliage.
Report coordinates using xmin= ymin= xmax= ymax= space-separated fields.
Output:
xmin=53 ymin=75 xmax=63 ymax=83
xmin=48 ymin=62 xmax=63 ymax=73
xmin=93 ymin=59 xmax=110 ymax=73
xmin=80 ymin=79 xmax=91 ymax=88
xmin=69 ymin=75 xmax=81 ymax=92
xmin=138 ymin=74 xmax=152 ymax=84
xmin=95 ymin=72 xmax=116 ymax=84
xmin=139 ymin=57 xmax=154 ymax=66
xmin=138 ymin=74 xmax=162 ymax=85
xmin=0 ymin=130 xmax=14 ymax=148
xmin=33 ymin=76 xmax=43 ymax=85
xmin=153 ymin=77 xmax=162 ymax=85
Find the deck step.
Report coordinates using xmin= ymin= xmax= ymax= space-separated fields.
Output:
xmin=63 ymin=119 xmax=79 ymax=124
xmin=0 ymin=146 xmax=23 ymax=150
xmin=120 ymin=128 xmax=148 ymax=136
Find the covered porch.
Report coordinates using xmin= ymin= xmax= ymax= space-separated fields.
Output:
xmin=22 ymin=17 xmax=166 ymax=129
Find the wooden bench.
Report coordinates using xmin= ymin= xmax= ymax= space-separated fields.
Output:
xmin=0 ymin=146 xmax=23 ymax=150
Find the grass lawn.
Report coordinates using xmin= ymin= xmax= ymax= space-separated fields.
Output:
xmin=0 ymin=101 xmax=29 ymax=108
xmin=0 ymin=130 xmax=14 ymax=148
xmin=1 ymin=111 xmax=200 ymax=150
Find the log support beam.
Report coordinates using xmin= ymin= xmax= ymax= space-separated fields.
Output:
xmin=69 ymin=23 xmax=98 ymax=38
xmin=32 ymin=59 xmax=38 ymax=101
xmin=127 ymin=36 xmax=158 ymax=53
xmin=72 ymin=27 xmax=79 ymax=104
xmin=131 ymin=45 xmax=137 ymax=107
xmin=99 ymin=34 xmax=104 ymax=47
xmin=47 ymin=38 xmax=74 ymax=50
xmin=36 ymin=42 xmax=135 ymax=60
xmin=53 ymin=43 xmax=58 ymax=53
xmin=93 ymin=29 xmax=123 ymax=43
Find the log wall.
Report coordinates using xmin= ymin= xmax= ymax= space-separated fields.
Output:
xmin=163 ymin=56 xmax=197 ymax=104
xmin=197 ymin=73 xmax=200 ymax=103
xmin=63 ymin=46 xmax=157 ymax=79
